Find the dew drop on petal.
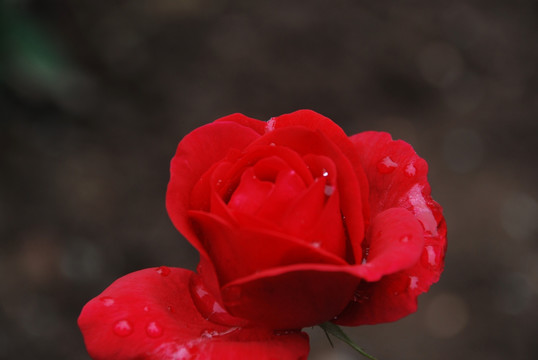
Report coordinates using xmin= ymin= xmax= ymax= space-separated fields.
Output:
xmin=212 ymin=301 xmax=227 ymax=316
xmin=99 ymin=296 xmax=115 ymax=307
xmin=143 ymin=305 xmax=150 ymax=312
xmin=113 ymin=319 xmax=133 ymax=337
xmin=400 ymin=235 xmax=410 ymax=243
xmin=200 ymin=327 xmax=239 ymax=339
xmin=407 ymin=184 xmax=439 ymax=236
xmin=426 ymin=245 xmax=437 ymax=266
xmin=377 ymin=156 xmax=398 ymax=174
xmin=265 ymin=118 xmax=276 ymax=132
xmin=322 ymin=169 xmax=329 ymax=177
xmin=324 ymin=185 xmax=335 ymax=196
xmin=409 ymin=276 xmax=419 ymax=290
xmin=405 ymin=163 xmax=416 ymax=177
xmin=146 ymin=321 xmax=163 ymax=338
xmin=200 ymin=329 xmax=219 ymax=339
xmin=311 ymin=241 xmax=321 ymax=248
xmin=156 ymin=266 xmax=171 ymax=276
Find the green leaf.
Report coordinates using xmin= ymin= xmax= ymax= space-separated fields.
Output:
xmin=319 ymin=322 xmax=378 ymax=360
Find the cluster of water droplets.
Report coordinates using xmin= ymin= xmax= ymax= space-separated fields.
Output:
xmin=109 ymin=309 xmax=165 ymax=340
xmin=100 ymin=266 xmax=175 ymax=340
xmin=376 ymin=155 xmax=417 ymax=178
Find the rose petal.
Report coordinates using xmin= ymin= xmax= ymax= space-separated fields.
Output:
xmin=351 ymin=207 xmax=425 ymax=282
xmin=228 ymin=168 xmax=275 ymax=214
xmin=166 ymin=121 xmax=261 ymax=254
xmin=215 ymin=113 xmax=267 ymax=135
xmin=246 ymin=126 xmax=366 ymax=263
xmin=272 ymin=109 xmax=370 ymax=228
xmin=221 ymin=265 xmax=360 ymax=329
xmin=248 ymin=169 xmax=308 ymax=223
xmin=335 ymin=132 xmax=447 ymax=325
xmin=78 ymin=267 xmax=310 ymax=360
xmin=189 ymin=210 xmax=348 ymax=285
xmin=350 ymin=131 xmax=431 ymax=218
xmin=334 ymin=272 xmax=419 ymax=326
xmin=217 ymin=145 xmax=314 ymax=202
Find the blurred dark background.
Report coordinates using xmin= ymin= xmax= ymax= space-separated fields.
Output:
xmin=1 ymin=0 xmax=537 ymax=359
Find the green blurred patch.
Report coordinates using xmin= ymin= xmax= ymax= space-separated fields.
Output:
xmin=1 ymin=3 xmax=85 ymax=104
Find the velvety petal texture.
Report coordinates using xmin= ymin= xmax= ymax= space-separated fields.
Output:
xmin=164 ymin=110 xmax=446 ymax=329
xmin=334 ymin=131 xmax=446 ymax=325
xmin=80 ymin=109 xmax=446 ymax=359
xmin=78 ymin=267 xmax=309 ymax=360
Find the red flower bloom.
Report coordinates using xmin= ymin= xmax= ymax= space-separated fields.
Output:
xmin=79 ymin=110 xmax=446 ymax=359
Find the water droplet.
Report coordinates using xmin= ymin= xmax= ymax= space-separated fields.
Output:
xmin=426 ymin=245 xmax=436 ymax=266
xmin=324 ymin=185 xmax=335 ymax=196
xmin=156 ymin=266 xmax=171 ymax=276
xmin=113 ymin=319 xmax=133 ymax=337
xmin=322 ymin=169 xmax=329 ymax=177
xmin=211 ymin=302 xmax=227 ymax=317
xmin=377 ymin=156 xmax=398 ymax=174
xmin=99 ymin=296 xmax=115 ymax=307
xmin=167 ymin=305 xmax=174 ymax=313
xmin=409 ymin=276 xmax=419 ymax=290
xmin=143 ymin=305 xmax=150 ymax=312
xmin=200 ymin=327 xmax=240 ymax=339
xmin=269 ymin=142 xmax=276 ymax=147
xmin=408 ymin=184 xmax=439 ymax=236
xmin=400 ymin=235 xmax=410 ymax=243
xmin=265 ymin=118 xmax=276 ymax=132
xmin=405 ymin=163 xmax=416 ymax=177
xmin=311 ymin=241 xmax=321 ymax=248
xmin=146 ymin=321 xmax=163 ymax=338
xmin=200 ymin=329 xmax=219 ymax=339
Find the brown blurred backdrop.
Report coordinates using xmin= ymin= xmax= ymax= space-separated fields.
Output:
xmin=1 ymin=1 xmax=537 ymax=359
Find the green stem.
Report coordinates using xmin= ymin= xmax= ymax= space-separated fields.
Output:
xmin=319 ymin=322 xmax=378 ymax=360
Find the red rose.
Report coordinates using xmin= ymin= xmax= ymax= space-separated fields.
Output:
xmin=79 ymin=110 xmax=446 ymax=359
xmin=166 ymin=109 xmax=446 ymax=327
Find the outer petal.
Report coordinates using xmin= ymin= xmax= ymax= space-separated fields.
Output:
xmin=215 ymin=113 xmax=267 ymax=135
xmin=335 ymin=132 xmax=447 ymax=325
xmin=351 ymin=207 xmax=425 ymax=282
xmin=350 ymin=131 xmax=432 ymax=219
xmin=78 ymin=267 xmax=310 ymax=360
xmin=221 ymin=265 xmax=360 ymax=329
xmin=189 ymin=211 xmax=347 ymax=285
